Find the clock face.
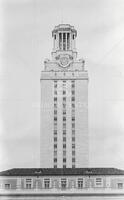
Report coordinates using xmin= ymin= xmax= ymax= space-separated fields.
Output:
xmin=60 ymin=57 xmax=69 ymax=67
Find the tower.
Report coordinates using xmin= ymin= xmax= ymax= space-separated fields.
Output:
xmin=40 ymin=24 xmax=88 ymax=168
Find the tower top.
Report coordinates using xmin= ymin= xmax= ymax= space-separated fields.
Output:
xmin=44 ymin=24 xmax=86 ymax=71
xmin=52 ymin=24 xmax=77 ymax=60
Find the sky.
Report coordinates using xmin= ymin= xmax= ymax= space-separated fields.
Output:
xmin=0 ymin=0 xmax=124 ymax=170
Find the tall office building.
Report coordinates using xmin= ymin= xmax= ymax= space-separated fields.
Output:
xmin=40 ymin=24 xmax=88 ymax=168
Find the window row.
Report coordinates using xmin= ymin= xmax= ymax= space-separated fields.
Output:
xmin=52 ymin=143 xmax=75 ymax=149
xmin=54 ymin=90 xmax=75 ymax=96
xmin=3 ymin=179 xmax=124 ymax=189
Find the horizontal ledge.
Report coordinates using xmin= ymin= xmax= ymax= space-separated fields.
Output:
xmin=1 ymin=193 xmax=124 ymax=197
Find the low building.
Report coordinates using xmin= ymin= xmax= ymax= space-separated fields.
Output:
xmin=0 ymin=168 xmax=124 ymax=199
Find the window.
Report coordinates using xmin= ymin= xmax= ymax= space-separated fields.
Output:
xmin=72 ymin=158 xmax=75 ymax=162
xmin=54 ymin=137 xmax=57 ymax=142
xmin=72 ymin=137 xmax=75 ymax=142
xmin=72 ymin=117 xmax=75 ymax=121
xmin=54 ymin=130 xmax=57 ymax=135
xmin=63 ymin=97 xmax=66 ymax=101
xmin=72 ymin=151 xmax=75 ymax=156
xmin=54 ymin=122 xmax=57 ymax=126
xmin=78 ymin=178 xmax=83 ymax=189
xmin=54 ymin=150 xmax=57 ymax=156
xmin=63 ymin=103 xmax=66 ymax=108
xmin=63 ymin=137 xmax=66 ymax=142
xmin=54 ymin=117 xmax=57 ymax=121
xmin=72 ymin=144 xmax=75 ymax=149
xmin=54 ymin=103 xmax=57 ymax=108
xmin=63 ymin=130 xmax=66 ymax=135
xmin=63 ymin=144 xmax=66 ymax=148
xmin=96 ymin=178 xmax=102 ymax=186
xmin=59 ymin=33 xmax=62 ymax=50
xmin=72 ymin=164 xmax=75 ymax=168
xmin=54 ymin=164 xmax=57 ymax=168
xmin=26 ymin=179 xmax=31 ymax=182
xmin=63 ymin=165 xmax=66 ymax=168
xmin=72 ymin=123 xmax=75 ymax=128
xmin=72 ymin=90 xmax=75 ymax=95
xmin=63 ymin=158 xmax=66 ymax=163
xmin=71 ymin=97 xmax=75 ymax=101
xmin=118 ymin=183 xmax=123 ymax=189
xmin=63 ymin=91 xmax=66 ymax=95
xmin=54 ymin=97 xmax=57 ymax=101
xmin=26 ymin=183 xmax=31 ymax=189
xmin=63 ymin=123 xmax=66 ymax=128
xmin=63 ymin=33 xmax=66 ymax=50
xmin=67 ymin=33 xmax=70 ymax=50
xmin=5 ymin=184 xmax=10 ymax=189
xmin=54 ymin=144 xmax=57 ymax=149
xmin=63 ymin=117 xmax=66 ymax=121
xmin=54 ymin=35 xmax=56 ymax=40
xmin=54 ymin=90 xmax=57 ymax=95
xmin=54 ymin=84 xmax=57 ymax=88
xmin=25 ymin=179 xmax=32 ymax=189
xmin=63 ymin=111 xmax=66 ymax=115
xmin=71 ymin=84 xmax=75 ymax=88
xmin=44 ymin=179 xmax=50 ymax=189
xmin=54 ymin=158 xmax=57 ymax=163
xmin=72 ymin=103 xmax=75 ymax=108
xmin=63 ymin=150 xmax=66 ymax=156
xmin=54 ymin=110 xmax=57 ymax=114
xmin=61 ymin=179 xmax=66 ymax=189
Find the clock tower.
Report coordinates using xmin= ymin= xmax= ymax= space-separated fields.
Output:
xmin=40 ymin=24 xmax=88 ymax=168
xmin=52 ymin=24 xmax=77 ymax=68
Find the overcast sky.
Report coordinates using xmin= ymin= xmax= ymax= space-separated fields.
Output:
xmin=0 ymin=0 xmax=124 ymax=170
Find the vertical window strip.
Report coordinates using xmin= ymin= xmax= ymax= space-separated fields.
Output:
xmin=54 ymin=80 xmax=58 ymax=168
xmin=62 ymin=80 xmax=66 ymax=168
xmin=71 ymin=80 xmax=75 ymax=167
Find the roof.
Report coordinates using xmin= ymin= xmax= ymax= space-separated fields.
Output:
xmin=0 ymin=168 xmax=124 ymax=176
xmin=52 ymin=24 xmax=77 ymax=36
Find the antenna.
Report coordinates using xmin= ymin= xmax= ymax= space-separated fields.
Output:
xmin=60 ymin=8 xmax=64 ymax=24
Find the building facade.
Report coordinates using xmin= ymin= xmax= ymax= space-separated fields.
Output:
xmin=40 ymin=24 xmax=88 ymax=168
xmin=0 ymin=168 xmax=124 ymax=199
